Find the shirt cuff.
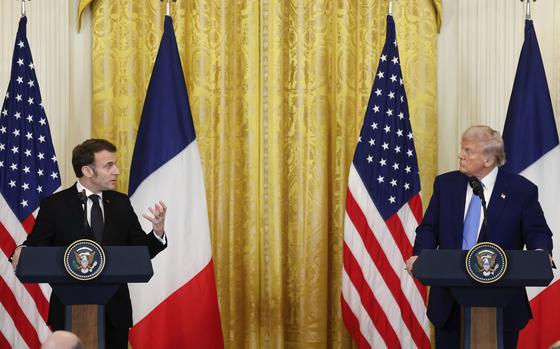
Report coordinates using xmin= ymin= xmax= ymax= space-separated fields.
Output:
xmin=154 ymin=232 xmax=166 ymax=244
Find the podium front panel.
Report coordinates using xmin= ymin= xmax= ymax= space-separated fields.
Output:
xmin=16 ymin=245 xmax=154 ymax=284
xmin=413 ymin=249 xmax=552 ymax=288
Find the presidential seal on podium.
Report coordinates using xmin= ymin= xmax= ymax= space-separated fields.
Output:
xmin=465 ymin=242 xmax=508 ymax=284
xmin=64 ymin=239 xmax=106 ymax=281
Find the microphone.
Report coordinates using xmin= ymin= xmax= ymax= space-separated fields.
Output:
xmin=78 ymin=189 xmax=87 ymax=205
xmin=78 ymin=189 xmax=89 ymax=237
xmin=468 ymin=176 xmax=484 ymax=199
xmin=468 ymin=176 xmax=488 ymax=242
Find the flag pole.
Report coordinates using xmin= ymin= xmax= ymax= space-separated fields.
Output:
xmin=160 ymin=0 xmax=177 ymax=17
xmin=388 ymin=0 xmax=393 ymax=16
xmin=19 ymin=0 xmax=27 ymax=17
xmin=521 ymin=0 xmax=535 ymax=20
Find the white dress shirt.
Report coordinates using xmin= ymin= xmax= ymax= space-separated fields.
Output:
xmin=76 ymin=180 xmax=105 ymax=226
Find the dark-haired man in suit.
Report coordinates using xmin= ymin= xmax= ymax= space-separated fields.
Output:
xmin=11 ymin=139 xmax=168 ymax=349
xmin=405 ymin=125 xmax=553 ymax=349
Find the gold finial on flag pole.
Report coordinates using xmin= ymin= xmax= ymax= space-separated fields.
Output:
xmin=160 ymin=0 xmax=177 ymax=17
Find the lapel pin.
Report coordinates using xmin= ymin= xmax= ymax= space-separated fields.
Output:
xmin=500 ymin=193 xmax=506 ymax=199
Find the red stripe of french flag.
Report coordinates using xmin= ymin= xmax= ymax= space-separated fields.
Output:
xmin=129 ymin=261 xmax=222 ymax=348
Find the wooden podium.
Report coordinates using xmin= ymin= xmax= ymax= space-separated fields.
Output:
xmin=413 ymin=249 xmax=553 ymax=349
xmin=16 ymin=246 xmax=154 ymax=349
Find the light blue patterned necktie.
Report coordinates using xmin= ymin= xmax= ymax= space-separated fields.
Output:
xmin=462 ymin=194 xmax=481 ymax=250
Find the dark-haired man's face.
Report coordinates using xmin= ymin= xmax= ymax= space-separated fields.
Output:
xmin=82 ymin=150 xmax=119 ymax=192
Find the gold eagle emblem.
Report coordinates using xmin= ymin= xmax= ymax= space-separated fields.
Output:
xmin=74 ymin=250 xmax=97 ymax=273
xmin=475 ymin=249 xmax=500 ymax=277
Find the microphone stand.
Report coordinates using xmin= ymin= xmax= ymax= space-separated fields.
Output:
xmin=78 ymin=190 xmax=88 ymax=236
xmin=67 ymin=189 xmax=90 ymax=331
xmin=479 ymin=194 xmax=488 ymax=242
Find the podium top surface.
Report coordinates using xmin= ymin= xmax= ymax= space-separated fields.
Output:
xmin=16 ymin=246 xmax=153 ymax=284
xmin=412 ymin=249 xmax=553 ymax=287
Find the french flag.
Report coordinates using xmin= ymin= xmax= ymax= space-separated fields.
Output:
xmin=502 ymin=19 xmax=560 ymax=349
xmin=126 ymin=15 xmax=224 ymax=348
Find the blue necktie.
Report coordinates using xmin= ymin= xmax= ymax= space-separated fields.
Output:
xmin=462 ymin=194 xmax=481 ymax=250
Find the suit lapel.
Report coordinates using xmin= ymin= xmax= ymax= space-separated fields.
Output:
xmin=484 ymin=169 xmax=510 ymax=242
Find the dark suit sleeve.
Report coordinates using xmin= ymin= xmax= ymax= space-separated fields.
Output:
xmin=522 ymin=185 xmax=553 ymax=253
xmin=123 ymin=199 xmax=167 ymax=258
xmin=413 ymin=176 xmax=440 ymax=255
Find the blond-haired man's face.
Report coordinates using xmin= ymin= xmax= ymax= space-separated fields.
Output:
xmin=458 ymin=139 xmax=494 ymax=178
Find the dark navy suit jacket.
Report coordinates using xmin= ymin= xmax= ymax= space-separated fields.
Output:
xmin=23 ymin=184 xmax=167 ymax=330
xmin=413 ymin=168 xmax=553 ymax=330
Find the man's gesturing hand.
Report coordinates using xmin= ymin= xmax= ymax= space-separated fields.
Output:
xmin=142 ymin=201 xmax=167 ymax=237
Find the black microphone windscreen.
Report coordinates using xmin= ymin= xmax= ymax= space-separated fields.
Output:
xmin=468 ymin=176 xmax=483 ymax=197
xmin=78 ymin=189 xmax=87 ymax=204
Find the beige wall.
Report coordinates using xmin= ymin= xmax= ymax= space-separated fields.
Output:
xmin=0 ymin=0 xmax=91 ymax=188
xmin=438 ymin=0 xmax=560 ymax=173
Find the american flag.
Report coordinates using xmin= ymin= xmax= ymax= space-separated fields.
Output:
xmin=341 ymin=15 xmax=430 ymax=349
xmin=0 ymin=16 xmax=60 ymax=348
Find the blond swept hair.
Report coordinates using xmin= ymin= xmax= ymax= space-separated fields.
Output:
xmin=462 ymin=125 xmax=506 ymax=166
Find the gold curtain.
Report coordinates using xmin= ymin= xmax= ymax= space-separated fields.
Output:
xmin=80 ymin=0 xmax=440 ymax=347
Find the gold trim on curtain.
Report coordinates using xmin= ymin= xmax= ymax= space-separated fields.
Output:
xmin=84 ymin=0 xmax=439 ymax=347
xmin=77 ymin=0 xmax=94 ymax=32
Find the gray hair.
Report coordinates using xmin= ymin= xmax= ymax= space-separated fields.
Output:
xmin=462 ymin=125 xmax=506 ymax=166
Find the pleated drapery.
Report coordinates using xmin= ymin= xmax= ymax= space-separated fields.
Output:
xmin=79 ymin=0 xmax=440 ymax=347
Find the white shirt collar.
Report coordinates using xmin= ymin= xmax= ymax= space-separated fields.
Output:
xmin=479 ymin=165 xmax=498 ymax=193
xmin=76 ymin=180 xmax=103 ymax=199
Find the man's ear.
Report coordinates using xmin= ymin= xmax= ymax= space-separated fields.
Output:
xmin=484 ymin=156 xmax=496 ymax=168
xmin=81 ymin=165 xmax=92 ymax=178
